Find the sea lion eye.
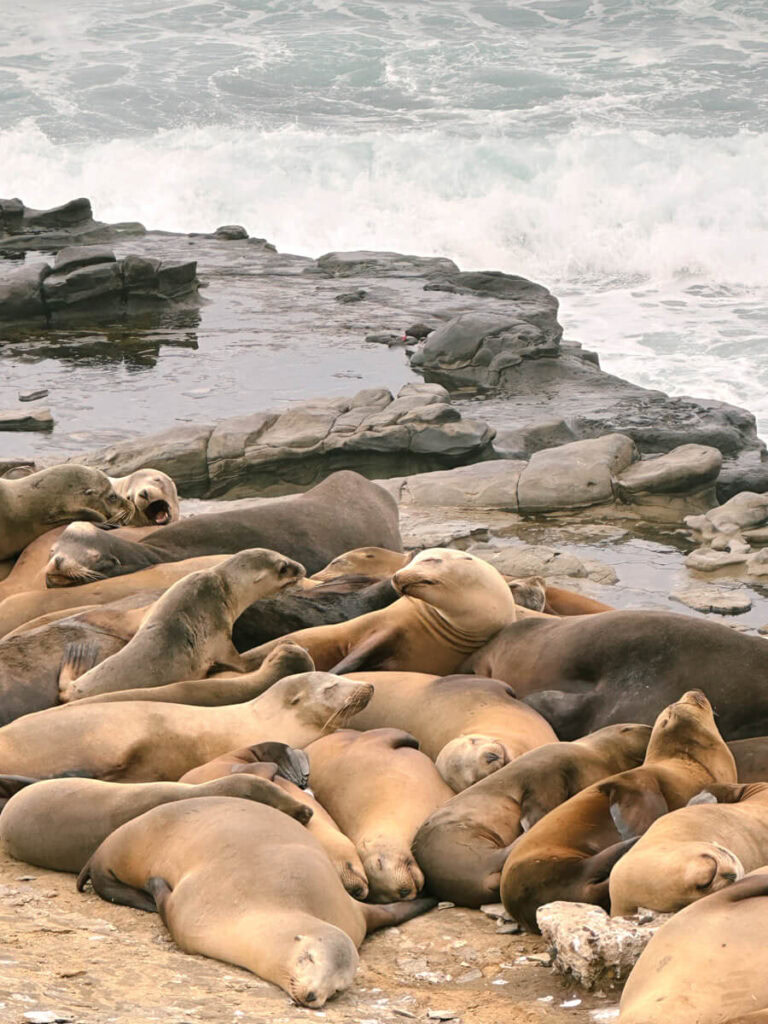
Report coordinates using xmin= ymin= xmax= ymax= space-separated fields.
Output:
xmin=108 ymin=493 xmax=119 ymax=504
xmin=84 ymin=489 xmax=94 ymax=496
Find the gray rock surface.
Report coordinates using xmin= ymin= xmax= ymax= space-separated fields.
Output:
xmin=536 ymin=902 xmax=672 ymax=991
xmin=467 ymin=543 xmax=618 ymax=585
xmin=517 ymin=434 xmax=637 ymax=512
xmin=0 ymin=197 xmax=145 ymax=251
xmin=670 ymin=585 xmax=752 ymax=615
xmin=0 ymin=408 xmax=53 ymax=432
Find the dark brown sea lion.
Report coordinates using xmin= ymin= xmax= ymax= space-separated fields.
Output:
xmin=618 ymin=867 xmax=768 ymax=1024
xmin=499 ymin=690 xmax=737 ymax=931
xmin=728 ymin=737 xmax=768 ymax=781
xmin=179 ymin=742 xmax=309 ymax=787
xmin=306 ymin=728 xmax=453 ymax=902
xmin=461 ymin=610 xmax=768 ymax=741
xmin=78 ymin=798 xmax=435 ymax=1007
xmin=0 ymin=772 xmax=310 ymax=873
xmin=0 ymin=466 xmax=132 ymax=560
xmin=58 ymin=548 xmax=305 ymax=702
xmin=413 ymin=723 xmax=651 ymax=907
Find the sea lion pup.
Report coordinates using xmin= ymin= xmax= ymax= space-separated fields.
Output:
xmin=618 ymin=867 xmax=768 ymax=1024
xmin=78 ymin=799 xmax=435 ymax=1007
xmin=500 ymin=690 xmax=737 ymax=932
xmin=241 ymin=548 xmax=518 ymax=675
xmin=109 ymin=468 xmax=179 ymax=527
xmin=76 ymin=642 xmax=315 ymax=707
xmin=609 ymin=780 xmax=768 ymax=916
xmin=0 ymin=465 xmax=133 ymax=560
xmin=461 ymin=610 xmax=768 ymax=740
xmin=57 ymin=548 xmax=305 ymax=702
xmin=306 ymin=728 xmax=453 ymax=901
xmin=0 ymin=672 xmax=373 ymax=782
xmin=0 ymin=595 xmax=157 ymax=725
xmin=345 ymin=671 xmax=557 ymax=791
xmin=308 ymin=547 xmax=411 ymax=584
xmin=413 ymin=723 xmax=651 ymax=907
xmin=0 ymin=554 xmax=228 ymax=640
xmin=180 ymin=742 xmax=309 ymax=787
xmin=0 ymin=773 xmax=311 ymax=874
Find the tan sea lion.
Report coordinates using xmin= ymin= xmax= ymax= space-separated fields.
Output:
xmin=308 ymin=547 xmax=410 ymax=584
xmin=0 ymin=772 xmax=311 ymax=873
xmin=45 ymin=521 xmax=165 ymax=587
xmin=0 ymin=554 xmax=228 ymax=639
xmin=0 ymin=672 xmax=373 ymax=782
xmin=109 ymin=469 xmax=179 ymax=527
xmin=499 ymin=690 xmax=737 ymax=931
xmin=306 ymin=728 xmax=453 ymax=901
xmin=0 ymin=465 xmax=133 ymax=560
xmin=609 ymin=781 xmax=768 ymax=916
xmin=78 ymin=798 xmax=434 ymax=1007
xmin=58 ymin=548 xmax=305 ymax=702
xmin=618 ymin=867 xmax=768 ymax=1024
xmin=413 ymin=723 xmax=651 ymax=907
xmin=241 ymin=548 xmax=518 ymax=675
xmin=346 ymin=671 xmax=558 ymax=790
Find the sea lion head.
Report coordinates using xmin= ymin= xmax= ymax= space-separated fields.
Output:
xmin=645 ymin=690 xmax=736 ymax=779
xmin=435 ymin=733 xmax=510 ymax=792
xmin=580 ymin=723 xmax=653 ymax=768
xmin=30 ymin=466 xmax=132 ymax=529
xmin=45 ymin=521 xmax=158 ymax=586
xmin=277 ymin=672 xmax=374 ymax=731
xmin=285 ymin=927 xmax=359 ymax=1008
xmin=110 ymin=468 xmax=180 ymax=526
xmin=311 ymin=546 xmax=409 ymax=583
xmin=360 ymin=841 xmax=425 ymax=903
xmin=216 ymin=548 xmax=306 ymax=603
xmin=392 ymin=548 xmax=517 ymax=634
xmin=508 ymin=575 xmax=548 ymax=612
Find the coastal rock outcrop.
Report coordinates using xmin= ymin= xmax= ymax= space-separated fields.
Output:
xmin=0 ymin=197 xmax=144 ymax=251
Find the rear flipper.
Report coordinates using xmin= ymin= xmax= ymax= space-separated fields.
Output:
xmin=146 ymin=876 xmax=173 ymax=923
xmin=0 ymin=774 xmax=39 ymax=811
xmin=583 ymin=837 xmax=640 ymax=909
xmin=77 ymin=861 xmax=158 ymax=913
xmin=363 ymin=896 xmax=437 ymax=934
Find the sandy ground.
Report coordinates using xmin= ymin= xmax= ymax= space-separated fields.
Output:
xmin=0 ymin=845 xmax=618 ymax=1024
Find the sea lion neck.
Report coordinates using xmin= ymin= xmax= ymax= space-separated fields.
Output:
xmin=405 ymin=596 xmax=504 ymax=652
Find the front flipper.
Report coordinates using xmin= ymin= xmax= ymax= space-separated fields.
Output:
xmin=330 ymin=631 xmax=394 ymax=674
xmin=598 ymin=776 xmax=669 ymax=841
xmin=79 ymin=863 xmax=158 ymax=913
xmin=363 ymin=896 xmax=437 ymax=934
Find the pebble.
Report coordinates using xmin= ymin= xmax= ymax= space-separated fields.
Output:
xmin=18 ymin=390 xmax=49 ymax=402
xmin=561 ymin=998 xmax=582 ymax=1008
xmin=23 ymin=1014 xmax=73 ymax=1023
xmin=437 ymin=901 xmax=455 ymax=910
xmin=392 ymin=1011 xmax=416 ymax=1019
xmin=427 ymin=1011 xmax=458 ymax=1020
xmin=456 ymin=969 xmax=483 ymax=984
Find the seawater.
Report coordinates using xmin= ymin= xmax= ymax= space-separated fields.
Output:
xmin=2 ymin=0 xmax=768 ymax=433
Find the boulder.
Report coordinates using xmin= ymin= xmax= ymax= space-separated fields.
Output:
xmin=468 ymin=543 xmax=617 ymax=584
xmin=314 ymin=250 xmax=458 ymax=279
xmin=669 ymin=585 xmax=752 ymax=615
xmin=517 ymin=434 xmax=637 ymax=512
xmin=0 ymin=263 xmax=49 ymax=322
xmin=0 ymin=197 xmax=145 ymax=251
xmin=214 ymin=225 xmax=248 ymax=240
xmin=616 ymin=445 xmax=722 ymax=496
xmin=384 ymin=461 xmax=525 ymax=510
xmin=537 ymin=901 xmax=672 ymax=991
xmin=0 ymin=408 xmax=53 ymax=432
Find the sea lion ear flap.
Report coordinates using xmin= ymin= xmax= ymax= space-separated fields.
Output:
xmin=598 ymin=776 xmax=669 ymax=841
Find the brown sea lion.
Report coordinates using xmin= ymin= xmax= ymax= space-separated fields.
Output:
xmin=618 ymin=867 xmax=768 ymax=1024
xmin=346 ymin=671 xmax=557 ymax=791
xmin=78 ymin=798 xmax=434 ymax=1007
xmin=609 ymin=781 xmax=768 ymax=916
xmin=0 ymin=554 xmax=228 ymax=639
xmin=58 ymin=548 xmax=305 ymax=702
xmin=241 ymin=548 xmax=518 ymax=675
xmin=179 ymin=742 xmax=309 ymax=787
xmin=728 ymin=736 xmax=768 ymax=781
xmin=109 ymin=468 xmax=179 ymax=527
xmin=0 ymin=672 xmax=372 ymax=782
xmin=499 ymin=690 xmax=737 ymax=931
xmin=0 ymin=772 xmax=311 ymax=873
xmin=306 ymin=728 xmax=453 ymax=901
xmin=0 ymin=465 xmax=133 ymax=560
xmin=45 ymin=521 xmax=165 ymax=586
xmin=413 ymin=723 xmax=651 ymax=907
xmin=461 ymin=610 xmax=768 ymax=741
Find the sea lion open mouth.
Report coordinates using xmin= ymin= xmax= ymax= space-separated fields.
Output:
xmin=144 ymin=500 xmax=172 ymax=525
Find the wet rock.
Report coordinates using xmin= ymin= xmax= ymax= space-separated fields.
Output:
xmin=469 ymin=544 xmax=616 ymax=585
xmin=214 ymin=224 xmax=248 ymax=240
xmin=405 ymin=322 xmax=434 ymax=340
xmin=335 ymin=288 xmax=367 ymax=303
xmin=52 ymin=245 xmax=116 ymax=274
xmin=0 ymin=408 xmax=53 ymax=432
xmin=0 ymin=196 xmax=145 ymax=251
xmin=684 ymin=548 xmax=749 ymax=571
xmin=18 ymin=389 xmax=48 ymax=402
xmin=366 ymin=332 xmax=404 ymax=345
xmin=314 ymin=250 xmax=458 ymax=278
xmin=0 ymin=263 xmax=50 ymax=321
xmin=517 ymin=434 xmax=636 ymax=512
xmin=686 ymin=491 xmax=768 ymax=546
xmin=537 ymin=901 xmax=672 ymax=990
xmin=616 ymin=445 xmax=721 ymax=497
xmin=669 ymin=585 xmax=752 ymax=615
xmin=383 ymin=460 xmax=524 ymax=510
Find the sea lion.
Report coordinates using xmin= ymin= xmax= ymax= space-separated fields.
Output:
xmin=109 ymin=468 xmax=179 ymax=527
xmin=0 ymin=773 xmax=311 ymax=874
xmin=44 ymin=472 xmax=402 ymax=584
xmin=45 ymin=521 xmax=166 ymax=586
xmin=179 ymin=742 xmax=309 ymax=787
xmin=78 ymin=798 xmax=434 ymax=1007
xmin=57 ymin=548 xmax=305 ymax=702
xmin=308 ymin=547 xmax=410 ymax=584
xmin=241 ymin=548 xmax=518 ymax=675
xmin=0 ymin=672 xmax=373 ymax=782
xmin=0 ymin=554 xmax=228 ymax=640
xmin=0 ymin=465 xmax=133 ymax=560
xmin=413 ymin=723 xmax=651 ymax=907
xmin=727 ymin=736 xmax=768 ymax=781
xmin=306 ymin=728 xmax=453 ymax=901
xmin=618 ymin=867 xmax=768 ymax=1024
xmin=609 ymin=781 xmax=768 ymax=916
xmin=461 ymin=610 xmax=768 ymax=740
xmin=345 ymin=671 xmax=557 ymax=790
xmin=76 ymin=642 xmax=315 ymax=707
xmin=499 ymin=690 xmax=737 ymax=931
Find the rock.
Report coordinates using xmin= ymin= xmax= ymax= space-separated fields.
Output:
xmin=747 ymin=549 xmax=768 ymax=576
xmin=52 ymin=245 xmax=116 ymax=274
xmin=616 ymin=445 xmax=722 ymax=496
xmin=669 ymin=585 xmax=752 ymax=615
xmin=214 ymin=224 xmax=248 ymax=240
xmin=314 ymin=250 xmax=458 ymax=278
xmin=366 ymin=332 xmax=404 ymax=345
xmin=18 ymin=389 xmax=48 ymax=402
xmin=0 ymin=196 xmax=145 ymax=251
xmin=427 ymin=1011 xmax=458 ymax=1021
xmin=469 ymin=543 xmax=611 ymax=583
xmin=383 ymin=461 xmax=522 ymax=509
xmin=687 ymin=491 xmax=768 ymax=542
xmin=517 ymin=434 xmax=637 ymax=512
xmin=335 ymin=288 xmax=367 ymax=303
xmin=493 ymin=419 xmax=579 ymax=459
xmin=0 ymin=458 xmax=35 ymax=478
xmin=0 ymin=263 xmax=50 ymax=321
xmin=405 ymin=322 xmax=434 ymax=340
xmin=537 ymin=901 xmax=672 ymax=990
xmin=0 ymin=408 xmax=53 ymax=432
xmin=684 ymin=548 xmax=749 ymax=571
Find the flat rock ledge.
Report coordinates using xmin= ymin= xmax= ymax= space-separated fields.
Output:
xmin=0 ymin=196 xmax=145 ymax=251
xmin=67 ymin=384 xmax=495 ymax=498
xmin=537 ymin=902 xmax=672 ymax=991
xmin=0 ymin=244 xmax=200 ymax=325
xmin=380 ymin=435 xmax=722 ymax=522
